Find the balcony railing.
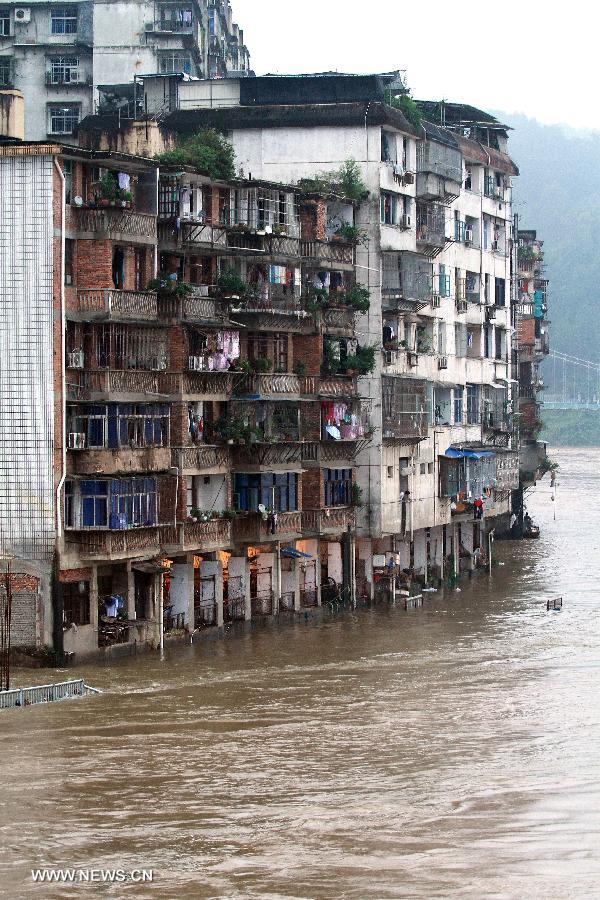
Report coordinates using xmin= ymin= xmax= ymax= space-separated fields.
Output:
xmin=162 ymin=519 xmax=232 ymax=553
xmin=180 ymin=221 xmax=228 ymax=248
xmin=74 ymin=527 xmax=163 ymax=559
xmin=153 ymin=18 xmax=194 ymax=32
xmin=74 ymin=289 xmax=158 ymax=321
xmin=234 ymin=373 xmax=301 ymax=397
xmin=226 ymin=231 xmax=301 ymax=257
xmin=320 ymin=307 xmax=356 ymax=332
xmin=300 ymin=239 xmax=355 ymax=267
xmin=240 ymin=285 xmax=305 ymax=315
xmin=171 ymin=446 xmax=230 ymax=471
xmin=232 ymin=511 xmax=302 ymax=543
xmin=72 ymin=207 xmax=157 ymax=242
xmin=301 ymin=375 xmax=357 ymax=397
xmin=231 ymin=442 xmax=303 ymax=467
xmin=302 ymin=507 xmax=356 ymax=535
xmin=301 ymin=439 xmax=368 ymax=465
xmin=68 ymin=370 xmax=178 ymax=400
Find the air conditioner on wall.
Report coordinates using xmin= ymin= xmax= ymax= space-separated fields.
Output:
xmin=401 ymin=214 xmax=411 ymax=229
xmin=68 ymin=432 xmax=86 ymax=450
xmin=438 ymin=356 xmax=448 ymax=369
xmin=14 ymin=7 xmax=31 ymax=23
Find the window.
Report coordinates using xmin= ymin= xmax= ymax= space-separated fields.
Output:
xmin=380 ymin=191 xmax=399 ymax=226
xmin=495 ymin=328 xmax=506 ymax=360
xmin=438 ymin=264 xmax=451 ymax=297
xmin=81 ymin=480 xmax=109 ymax=527
xmin=234 ymin=473 xmax=297 ymax=513
xmin=49 ymin=56 xmax=80 ymax=84
xmin=158 ymin=51 xmax=193 ymax=74
xmin=381 ymin=131 xmax=395 ymax=163
xmin=494 ymin=277 xmax=506 ymax=307
xmin=464 ymin=166 xmax=472 ymax=190
xmin=51 ymin=6 xmax=78 ymax=34
xmin=159 ymin=6 xmax=193 ymax=30
xmin=0 ymin=55 xmax=13 ymax=86
xmin=48 ymin=103 xmax=80 ymax=135
xmin=453 ymin=386 xmax=464 ymax=424
xmin=324 ymin=469 xmax=352 ymax=507
xmin=466 ymin=385 xmax=480 ymax=425
xmin=419 ymin=463 xmax=426 ymax=475
xmin=387 ymin=466 xmax=394 ymax=478
xmin=63 ymin=581 xmax=90 ymax=626
xmin=0 ymin=8 xmax=10 ymax=35
xmin=67 ymin=403 xmax=170 ymax=449
xmin=436 ymin=321 xmax=447 ymax=355
xmin=65 ymin=239 xmax=74 ymax=285
xmin=455 ymin=323 xmax=467 ymax=358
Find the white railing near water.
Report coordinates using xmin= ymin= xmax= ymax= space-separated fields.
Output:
xmin=0 ymin=679 xmax=101 ymax=710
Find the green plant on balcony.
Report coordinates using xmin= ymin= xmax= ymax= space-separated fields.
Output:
xmin=344 ymin=344 xmax=377 ymax=375
xmin=216 ymin=269 xmax=247 ymax=297
xmin=221 ymin=508 xmax=238 ymax=520
xmin=214 ymin=417 xmax=261 ymax=444
xmin=155 ymin=128 xmax=236 ymax=180
xmin=333 ymin=222 xmax=368 ymax=246
xmin=304 ymin=286 xmax=329 ymax=313
xmin=98 ymin=172 xmax=132 ymax=207
xmin=233 ymin=358 xmax=253 ymax=374
xmin=342 ymin=285 xmax=371 ymax=312
xmin=293 ymin=360 xmax=306 ymax=376
xmin=351 ymin=483 xmax=364 ymax=507
xmin=252 ymin=357 xmax=273 ymax=373
xmin=297 ymin=158 xmax=369 ymax=203
xmin=321 ymin=340 xmax=340 ymax=376
xmin=146 ymin=277 xmax=194 ymax=297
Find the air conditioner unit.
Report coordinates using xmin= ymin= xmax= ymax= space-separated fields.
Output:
xmin=401 ymin=214 xmax=411 ymax=229
xmin=431 ymin=295 xmax=441 ymax=308
xmin=438 ymin=356 xmax=448 ymax=369
xmin=144 ymin=21 xmax=154 ymax=30
xmin=456 ymin=300 xmax=468 ymax=314
xmin=188 ymin=355 xmax=204 ymax=371
xmin=403 ymin=171 xmax=415 ymax=185
xmin=14 ymin=7 xmax=31 ymax=23
xmin=464 ymin=228 xmax=474 ymax=244
xmin=65 ymin=274 xmax=73 ymax=286
xmin=68 ymin=350 xmax=84 ymax=369
xmin=68 ymin=432 xmax=86 ymax=450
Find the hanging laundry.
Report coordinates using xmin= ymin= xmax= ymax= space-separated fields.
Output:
xmin=117 ymin=173 xmax=130 ymax=191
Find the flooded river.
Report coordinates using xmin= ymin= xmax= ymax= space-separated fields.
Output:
xmin=1 ymin=447 xmax=599 ymax=898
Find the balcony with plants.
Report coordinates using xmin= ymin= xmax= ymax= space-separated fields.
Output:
xmin=321 ymin=337 xmax=377 ymax=379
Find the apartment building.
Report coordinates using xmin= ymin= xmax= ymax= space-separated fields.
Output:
xmin=136 ymin=73 xmax=521 ymax=590
xmin=0 ymin=124 xmax=368 ymax=659
xmin=0 ymin=0 xmax=250 ymax=142
xmin=514 ymin=228 xmax=550 ymax=520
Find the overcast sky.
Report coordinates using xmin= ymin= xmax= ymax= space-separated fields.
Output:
xmin=232 ymin=0 xmax=594 ymax=130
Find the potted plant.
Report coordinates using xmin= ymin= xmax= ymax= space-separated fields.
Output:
xmin=216 ymin=269 xmax=247 ymax=298
xmin=352 ymin=484 xmax=364 ymax=507
xmin=343 ymin=285 xmax=370 ymax=312
xmin=99 ymin=172 xmax=118 ymax=206
xmin=222 ymin=508 xmax=238 ymax=520
xmin=252 ymin=357 xmax=273 ymax=373
xmin=293 ymin=360 xmax=306 ymax=377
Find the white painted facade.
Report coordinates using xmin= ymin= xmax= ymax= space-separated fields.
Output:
xmin=0 ymin=0 xmax=250 ymax=141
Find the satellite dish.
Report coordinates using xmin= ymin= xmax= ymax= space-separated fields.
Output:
xmin=73 ymin=195 xmax=83 ymax=207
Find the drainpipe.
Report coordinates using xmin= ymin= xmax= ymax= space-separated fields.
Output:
xmin=53 ymin=156 xmax=66 ymax=655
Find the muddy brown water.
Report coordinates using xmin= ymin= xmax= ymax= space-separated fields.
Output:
xmin=1 ymin=447 xmax=599 ymax=898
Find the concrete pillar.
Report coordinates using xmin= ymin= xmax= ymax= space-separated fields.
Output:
xmin=170 ymin=558 xmax=194 ymax=630
xmin=453 ymin=525 xmax=459 ymax=578
xmin=90 ymin=565 xmax=99 ymax=644
xmin=126 ymin=561 xmax=135 ymax=620
xmin=282 ymin=557 xmax=300 ymax=611
xmin=274 ymin=542 xmax=282 ymax=615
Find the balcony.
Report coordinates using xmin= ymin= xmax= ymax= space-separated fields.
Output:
xmin=301 ymin=375 xmax=357 ymax=397
xmin=162 ymin=519 xmax=232 ymax=554
xmin=302 ymin=507 xmax=356 ymax=536
xmin=226 ymin=230 xmax=301 ymax=258
xmin=300 ymin=239 xmax=355 ymax=269
xmin=71 ymin=207 xmax=157 ymax=245
xmin=180 ymin=221 xmax=228 ymax=249
xmin=319 ymin=307 xmax=357 ymax=335
xmin=382 ymin=376 xmax=428 ymax=441
xmin=301 ymin=439 xmax=368 ymax=466
xmin=232 ymin=286 xmax=311 ymax=330
xmin=179 ymin=371 xmax=234 ymax=400
xmin=171 ymin=445 xmax=229 ymax=473
xmin=234 ymin=373 xmax=301 ymax=398
xmin=156 ymin=290 xmax=229 ymax=325
xmin=70 ymin=290 xmax=158 ymax=322
xmin=231 ymin=511 xmax=303 ymax=544
xmin=66 ymin=370 xmax=178 ymax=402
xmin=150 ymin=17 xmax=195 ymax=33
xmin=231 ymin=441 xmax=303 ymax=468
xmin=72 ymin=527 xmax=164 ymax=561
xmin=67 ymin=446 xmax=171 ymax=476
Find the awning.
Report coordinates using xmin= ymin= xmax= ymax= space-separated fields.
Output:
xmin=443 ymin=448 xmax=495 ymax=460
xmin=280 ymin=548 xmax=312 ymax=559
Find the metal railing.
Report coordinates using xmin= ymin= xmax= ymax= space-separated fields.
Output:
xmin=72 ymin=207 xmax=157 ymax=241
xmin=0 ymin=679 xmax=100 ymax=710
xmin=300 ymin=239 xmax=354 ymax=266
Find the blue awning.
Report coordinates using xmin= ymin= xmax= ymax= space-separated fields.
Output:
xmin=444 ymin=448 xmax=495 ymax=459
xmin=280 ymin=548 xmax=312 ymax=559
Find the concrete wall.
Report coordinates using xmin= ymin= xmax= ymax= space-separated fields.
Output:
xmin=0 ymin=89 xmax=24 ymax=138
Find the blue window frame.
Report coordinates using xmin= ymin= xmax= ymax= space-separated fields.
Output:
xmin=324 ymin=468 xmax=352 ymax=507
xmin=234 ymin=473 xmax=297 ymax=513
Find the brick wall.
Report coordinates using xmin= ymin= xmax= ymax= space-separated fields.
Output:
xmin=302 ymin=401 xmax=321 ymax=441
xmin=169 ymin=325 xmax=188 ymax=371
xmin=292 ymin=334 xmax=322 ymax=375
xmin=301 ymin=469 xmax=323 ymax=509
xmin=59 ymin=568 xmax=92 ymax=583
xmin=76 ymin=239 xmax=113 ymax=288
xmin=300 ymin=199 xmax=327 ymax=241
xmin=11 ymin=593 xmax=37 ymax=647
xmin=518 ymin=317 xmax=535 ymax=347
